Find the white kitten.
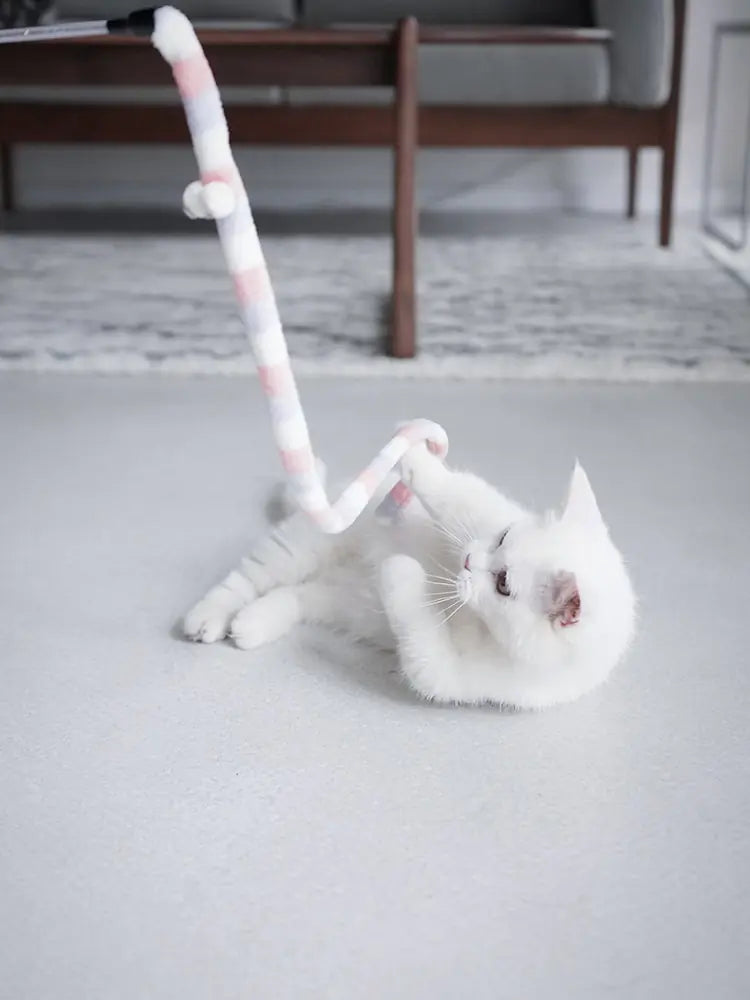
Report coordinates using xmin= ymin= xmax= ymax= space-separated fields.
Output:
xmin=184 ymin=446 xmax=636 ymax=709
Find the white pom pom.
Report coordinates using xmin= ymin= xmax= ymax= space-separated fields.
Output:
xmin=182 ymin=180 xmax=208 ymax=220
xmin=202 ymin=181 xmax=235 ymax=219
xmin=182 ymin=180 xmax=235 ymax=221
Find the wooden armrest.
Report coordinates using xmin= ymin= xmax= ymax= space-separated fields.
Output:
xmin=418 ymin=26 xmax=611 ymax=45
xmin=43 ymin=24 xmax=611 ymax=47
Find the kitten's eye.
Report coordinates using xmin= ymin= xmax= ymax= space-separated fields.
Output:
xmin=495 ymin=569 xmax=511 ymax=597
xmin=497 ymin=527 xmax=510 ymax=548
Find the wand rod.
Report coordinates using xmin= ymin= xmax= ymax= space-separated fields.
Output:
xmin=0 ymin=8 xmax=155 ymax=44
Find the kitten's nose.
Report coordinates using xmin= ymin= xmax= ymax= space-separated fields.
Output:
xmin=464 ymin=554 xmax=471 ymax=571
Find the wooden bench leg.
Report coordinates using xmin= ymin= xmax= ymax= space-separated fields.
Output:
xmin=1 ymin=144 xmax=14 ymax=213
xmin=658 ymin=0 xmax=685 ymax=248
xmin=391 ymin=16 xmax=418 ymax=359
xmin=627 ymin=147 xmax=638 ymax=219
xmin=659 ymin=140 xmax=676 ymax=247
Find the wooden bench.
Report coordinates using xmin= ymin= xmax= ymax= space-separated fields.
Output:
xmin=0 ymin=4 xmax=686 ymax=358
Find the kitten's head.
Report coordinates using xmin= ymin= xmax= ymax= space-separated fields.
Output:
xmin=457 ymin=463 xmax=635 ymax=707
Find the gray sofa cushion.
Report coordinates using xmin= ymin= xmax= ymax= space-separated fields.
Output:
xmin=287 ymin=42 xmax=609 ymax=106
xmin=285 ymin=86 xmax=393 ymax=106
xmin=56 ymin=0 xmax=296 ymax=21
xmin=593 ymin=0 xmax=673 ymax=107
xmin=419 ymin=42 xmax=609 ymax=105
xmin=302 ymin=1 xmax=593 ymax=26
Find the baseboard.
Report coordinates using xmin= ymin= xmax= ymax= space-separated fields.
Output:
xmin=0 ymin=205 xmax=664 ymax=237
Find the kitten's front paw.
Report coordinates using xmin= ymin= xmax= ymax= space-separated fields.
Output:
xmin=183 ymin=596 xmax=234 ymax=644
xmin=183 ymin=573 xmax=253 ymax=643
xmin=398 ymin=442 xmax=445 ymax=493
xmin=381 ymin=554 xmax=427 ymax=608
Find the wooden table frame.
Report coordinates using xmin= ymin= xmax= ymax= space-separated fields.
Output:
xmin=0 ymin=5 xmax=687 ymax=358
xmin=0 ymin=20 xmax=421 ymax=357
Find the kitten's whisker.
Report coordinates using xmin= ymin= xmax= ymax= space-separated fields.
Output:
xmin=439 ymin=600 xmax=466 ymax=626
xmin=430 ymin=521 xmax=463 ymax=549
xmin=433 ymin=604 xmax=462 ymax=623
xmin=436 ymin=527 xmax=462 ymax=547
xmin=435 ymin=596 xmax=463 ymax=615
xmin=435 ymin=565 xmax=457 ymax=579
xmin=430 ymin=515 xmax=460 ymax=537
xmin=420 ymin=596 xmax=459 ymax=608
xmin=427 ymin=555 xmax=458 ymax=578
xmin=438 ymin=531 xmax=463 ymax=551
xmin=448 ymin=515 xmax=473 ymax=544
xmin=438 ymin=511 xmax=465 ymax=535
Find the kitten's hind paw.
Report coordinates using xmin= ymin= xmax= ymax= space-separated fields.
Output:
xmin=230 ymin=589 xmax=300 ymax=650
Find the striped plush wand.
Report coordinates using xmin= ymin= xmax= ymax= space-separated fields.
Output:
xmin=1 ymin=6 xmax=448 ymax=533
xmin=154 ymin=6 xmax=449 ymax=532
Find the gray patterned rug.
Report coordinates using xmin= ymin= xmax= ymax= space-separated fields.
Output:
xmin=1 ymin=218 xmax=748 ymax=380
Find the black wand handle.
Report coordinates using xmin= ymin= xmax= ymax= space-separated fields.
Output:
xmin=106 ymin=7 xmax=156 ymax=37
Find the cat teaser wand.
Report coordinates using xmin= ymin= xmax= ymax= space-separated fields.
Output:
xmin=0 ymin=6 xmax=448 ymax=532
xmin=0 ymin=8 xmax=155 ymax=43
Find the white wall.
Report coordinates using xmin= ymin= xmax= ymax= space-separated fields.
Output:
xmin=13 ymin=0 xmax=750 ymax=215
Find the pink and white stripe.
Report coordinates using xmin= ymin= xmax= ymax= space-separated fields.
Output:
xmin=152 ymin=7 xmax=448 ymax=533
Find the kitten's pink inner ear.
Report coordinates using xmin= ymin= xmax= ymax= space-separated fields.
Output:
xmin=547 ymin=571 xmax=581 ymax=627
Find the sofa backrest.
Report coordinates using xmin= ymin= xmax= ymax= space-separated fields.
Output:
xmin=56 ymin=1 xmax=296 ymax=21
xmin=58 ymin=1 xmax=593 ymax=27
xmin=301 ymin=1 xmax=593 ymax=26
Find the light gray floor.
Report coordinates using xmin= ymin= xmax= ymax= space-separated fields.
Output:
xmin=1 ymin=374 xmax=748 ymax=1000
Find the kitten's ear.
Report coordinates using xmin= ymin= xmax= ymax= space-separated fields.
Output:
xmin=545 ymin=571 xmax=581 ymax=628
xmin=561 ymin=462 xmax=603 ymax=531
